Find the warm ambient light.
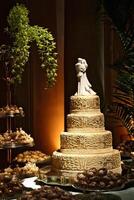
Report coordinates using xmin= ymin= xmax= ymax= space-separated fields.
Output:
xmin=49 ymin=116 xmax=63 ymax=151
xmin=35 ymin=99 xmax=64 ymax=154
xmin=33 ymin=75 xmax=64 ymax=155
xmin=32 ymin=19 xmax=64 ymax=154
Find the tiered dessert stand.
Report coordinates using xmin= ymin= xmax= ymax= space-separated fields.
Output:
xmin=0 ymin=66 xmax=34 ymax=165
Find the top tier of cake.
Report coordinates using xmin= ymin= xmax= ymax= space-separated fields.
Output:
xmin=67 ymin=95 xmax=105 ymax=132
xmin=70 ymin=95 xmax=100 ymax=113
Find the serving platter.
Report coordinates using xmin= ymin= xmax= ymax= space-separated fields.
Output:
xmin=2 ymin=142 xmax=34 ymax=149
xmin=75 ymin=193 xmax=121 ymax=200
xmin=72 ymin=178 xmax=134 ymax=193
xmin=36 ymin=175 xmax=73 ymax=187
xmin=72 ymin=183 xmax=126 ymax=193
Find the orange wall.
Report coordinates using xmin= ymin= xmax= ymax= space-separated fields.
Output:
xmin=29 ymin=1 xmax=64 ymax=154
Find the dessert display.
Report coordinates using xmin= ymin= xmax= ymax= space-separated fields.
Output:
xmin=0 ymin=173 xmax=23 ymax=198
xmin=19 ymin=185 xmax=78 ymax=200
xmin=73 ymin=167 xmax=126 ymax=191
xmin=0 ymin=128 xmax=34 ymax=147
xmin=0 ymin=105 xmax=24 ymax=117
xmin=116 ymin=140 xmax=134 ymax=159
xmin=52 ymin=58 xmax=121 ymax=177
xmin=120 ymin=160 xmax=134 ymax=181
xmin=0 ymin=45 xmax=35 ymax=173
xmin=14 ymin=150 xmax=51 ymax=164
xmin=0 ymin=135 xmax=5 ymax=147
xmin=126 ymin=169 xmax=134 ymax=180
xmin=3 ymin=163 xmax=39 ymax=178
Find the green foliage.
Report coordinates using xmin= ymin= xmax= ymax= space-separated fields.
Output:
xmin=116 ymin=72 xmax=134 ymax=93
xmin=29 ymin=26 xmax=57 ymax=86
xmin=0 ymin=3 xmax=57 ymax=87
xmin=111 ymin=30 xmax=134 ymax=109
xmin=103 ymin=1 xmax=134 ymax=135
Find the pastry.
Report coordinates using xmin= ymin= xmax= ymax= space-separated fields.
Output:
xmin=14 ymin=150 xmax=50 ymax=164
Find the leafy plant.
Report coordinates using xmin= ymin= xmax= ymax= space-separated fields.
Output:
xmin=102 ymin=0 xmax=134 ymax=135
xmin=0 ymin=3 xmax=57 ymax=87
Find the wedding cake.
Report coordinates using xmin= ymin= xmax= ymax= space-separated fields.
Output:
xmin=52 ymin=58 xmax=121 ymax=177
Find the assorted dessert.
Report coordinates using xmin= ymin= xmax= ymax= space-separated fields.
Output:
xmin=0 ymin=160 xmax=133 ymax=198
xmin=3 ymin=163 xmax=39 ymax=178
xmin=73 ymin=167 xmax=127 ymax=190
xmin=123 ymin=164 xmax=134 ymax=180
xmin=19 ymin=185 xmax=78 ymax=200
xmin=0 ymin=128 xmax=34 ymax=147
xmin=0 ymin=173 xmax=23 ymax=198
xmin=117 ymin=140 xmax=134 ymax=159
xmin=14 ymin=150 xmax=51 ymax=164
xmin=0 ymin=105 xmax=24 ymax=117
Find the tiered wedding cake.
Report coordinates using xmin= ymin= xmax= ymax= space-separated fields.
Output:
xmin=52 ymin=58 xmax=121 ymax=177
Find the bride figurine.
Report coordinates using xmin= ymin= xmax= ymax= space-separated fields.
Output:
xmin=75 ymin=58 xmax=96 ymax=95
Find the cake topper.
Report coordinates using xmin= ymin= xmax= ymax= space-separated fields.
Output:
xmin=75 ymin=58 xmax=96 ymax=95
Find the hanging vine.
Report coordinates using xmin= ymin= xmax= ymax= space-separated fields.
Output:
xmin=0 ymin=3 xmax=58 ymax=87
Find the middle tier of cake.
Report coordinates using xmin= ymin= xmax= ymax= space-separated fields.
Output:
xmin=67 ymin=112 xmax=105 ymax=132
xmin=60 ymin=131 xmax=112 ymax=153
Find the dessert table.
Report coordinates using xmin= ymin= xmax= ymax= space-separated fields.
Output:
xmin=35 ymin=164 xmax=134 ymax=200
xmin=9 ymin=188 xmax=134 ymax=200
xmin=17 ymin=175 xmax=134 ymax=200
xmin=1 ymin=159 xmax=134 ymax=200
xmin=72 ymin=185 xmax=134 ymax=200
xmin=105 ymin=187 xmax=134 ymax=200
xmin=2 ymin=174 xmax=133 ymax=200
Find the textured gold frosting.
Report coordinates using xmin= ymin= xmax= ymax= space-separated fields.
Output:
xmin=60 ymin=131 xmax=112 ymax=151
xmin=70 ymin=95 xmax=100 ymax=112
xmin=67 ymin=113 xmax=104 ymax=132
xmin=52 ymin=150 xmax=121 ymax=173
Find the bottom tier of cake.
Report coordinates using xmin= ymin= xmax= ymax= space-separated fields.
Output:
xmin=52 ymin=149 xmax=121 ymax=177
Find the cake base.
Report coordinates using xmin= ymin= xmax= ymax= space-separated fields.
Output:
xmin=52 ymin=149 xmax=121 ymax=177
